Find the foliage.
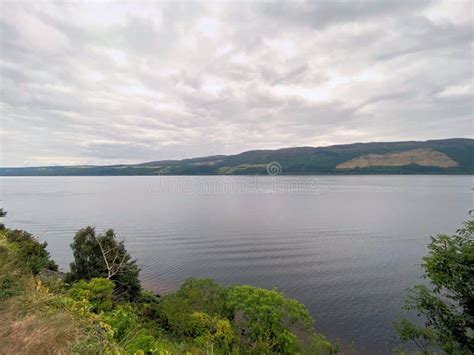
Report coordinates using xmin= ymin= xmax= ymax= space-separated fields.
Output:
xmin=0 ymin=244 xmax=23 ymax=300
xmin=304 ymin=333 xmax=340 ymax=355
xmin=0 ymin=242 xmax=21 ymax=300
xmin=123 ymin=330 xmax=159 ymax=354
xmin=134 ymin=290 xmax=162 ymax=320
xmin=68 ymin=278 xmax=114 ymax=313
xmin=2 ymin=226 xmax=337 ymax=354
xmin=158 ymin=278 xmax=337 ymax=354
xmin=189 ymin=311 xmax=236 ymax=351
xmin=102 ymin=304 xmax=140 ymax=339
xmin=226 ymin=285 xmax=314 ymax=353
xmin=158 ymin=291 xmax=196 ymax=336
xmin=102 ymin=304 xmax=163 ymax=353
xmin=67 ymin=226 xmax=141 ymax=301
xmin=0 ymin=208 xmax=6 ymax=230
xmin=5 ymin=229 xmax=57 ymax=274
xmin=157 ymin=278 xmax=229 ymax=336
xmin=173 ymin=278 xmax=229 ymax=317
xmin=0 ymin=273 xmax=22 ymax=300
xmin=395 ymin=220 xmax=474 ymax=354
xmin=394 ymin=318 xmax=437 ymax=354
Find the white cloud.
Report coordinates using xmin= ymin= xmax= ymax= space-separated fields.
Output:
xmin=437 ymin=83 xmax=474 ymax=98
xmin=4 ymin=10 xmax=70 ymax=55
xmin=201 ymin=76 xmax=225 ymax=96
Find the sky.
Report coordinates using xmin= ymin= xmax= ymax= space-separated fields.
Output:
xmin=0 ymin=0 xmax=472 ymax=167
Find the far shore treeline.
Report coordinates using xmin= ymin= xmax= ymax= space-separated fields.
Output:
xmin=0 ymin=208 xmax=472 ymax=354
xmin=0 ymin=139 xmax=473 ymax=176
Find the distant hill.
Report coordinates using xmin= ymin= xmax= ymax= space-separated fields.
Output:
xmin=1 ymin=138 xmax=472 ymax=176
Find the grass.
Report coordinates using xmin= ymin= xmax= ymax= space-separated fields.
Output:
xmin=0 ymin=230 xmax=113 ymax=354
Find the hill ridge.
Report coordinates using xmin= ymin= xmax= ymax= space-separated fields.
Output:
xmin=1 ymin=138 xmax=472 ymax=175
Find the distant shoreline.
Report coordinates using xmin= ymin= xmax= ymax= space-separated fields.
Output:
xmin=1 ymin=172 xmax=473 ymax=177
xmin=1 ymin=138 xmax=472 ymax=176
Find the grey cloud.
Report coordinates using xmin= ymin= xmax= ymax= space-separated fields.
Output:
xmin=0 ymin=0 xmax=472 ymax=166
xmin=260 ymin=0 xmax=433 ymax=30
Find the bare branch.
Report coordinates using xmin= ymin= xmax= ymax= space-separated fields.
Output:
xmin=96 ymin=236 xmax=128 ymax=279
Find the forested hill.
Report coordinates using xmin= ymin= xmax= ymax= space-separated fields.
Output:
xmin=1 ymin=138 xmax=473 ymax=176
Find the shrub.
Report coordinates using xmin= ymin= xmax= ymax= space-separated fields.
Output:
xmin=190 ymin=311 xmax=212 ymax=335
xmin=157 ymin=279 xmax=238 ymax=352
xmin=0 ymin=208 xmax=6 ymax=230
xmin=158 ymin=293 xmax=194 ymax=335
xmin=102 ymin=304 xmax=140 ymax=340
xmin=172 ymin=278 xmax=229 ymax=317
xmin=157 ymin=278 xmax=226 ymax=335
xmin=157 ymin=278 xmax=335 ymax=354
xmin=0 ymin=273 xmax=21 ymax=300
xmin=134 ymin=290 xmax=161 ymax=320
xmin=226 ymin=285 xmax=313 ymax=353
xmin=5 ymin=229 xmax=57 ymax=274
xmin=68 ymin=278 xmax=114 ymax=313
xmin=189 ymin=312 xmax=236 ymax=351
xmin=124 ymin=330 xmax=159 ymax=354
xmin=212 ymin=317 xmax=235 ymax=351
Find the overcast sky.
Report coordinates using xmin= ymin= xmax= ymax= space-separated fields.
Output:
xmin=0 ymin=0 xmax=472 ymax=166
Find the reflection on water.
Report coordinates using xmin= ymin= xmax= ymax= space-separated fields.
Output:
xmin=1 ymin=175 xmax=472 ymax=353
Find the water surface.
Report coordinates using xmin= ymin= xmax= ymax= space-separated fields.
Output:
xmin=1 ymin=175 xmax=472 ymax=353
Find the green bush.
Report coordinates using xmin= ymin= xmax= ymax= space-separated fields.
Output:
xmin=5 ymin=229 xmax=57 ymax=274
xmin=189 ymin=311 xmax=212 ymax=335
xmin=157 ymin=278 xmax=229 ymax=337
xmin=68 ymin=278 xmax=114 ymax=313
xmin=213 ymin=317 xmax=236 ymax=351
xmin=174 ymin=278 xmax=229 ymax=317
xmin=158 ymin=293 xmax=194 ymax=335
xmin=226 ymin=285 xmax=313 ymax=353
xmin=0 ymin=208 xmax=6 ymax=231
xmin=157 ymin=278 xmax=336 ymax=354
xmin=156 ymin=279 xmax=238 ymax=352
xmin=134 ymin=290 xmax=162 ymax=320
xmin=0 ymin=273 xmax=21 ymax=300
xmin=189 ymin=311 xmax=236 ymax=349
xmin=102 ymin=304 xmax=140 ymax=340
xmin=124 ymin=330 xmax=159 ymax=354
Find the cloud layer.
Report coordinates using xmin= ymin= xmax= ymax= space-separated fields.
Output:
xmin=1 ymin=0 xmax=472 ymax=166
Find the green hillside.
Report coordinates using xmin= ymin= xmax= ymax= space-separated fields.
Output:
xmin=1 ymin=139 xmax=472 ymax=176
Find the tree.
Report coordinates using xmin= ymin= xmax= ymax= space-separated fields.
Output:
xmin=0 ymin=208 xmax=6 ymax=230
xmin=395 ymin=219 xmax=474 ymax=354
xmin=67 ymin=226 xmax=141 ymax=301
